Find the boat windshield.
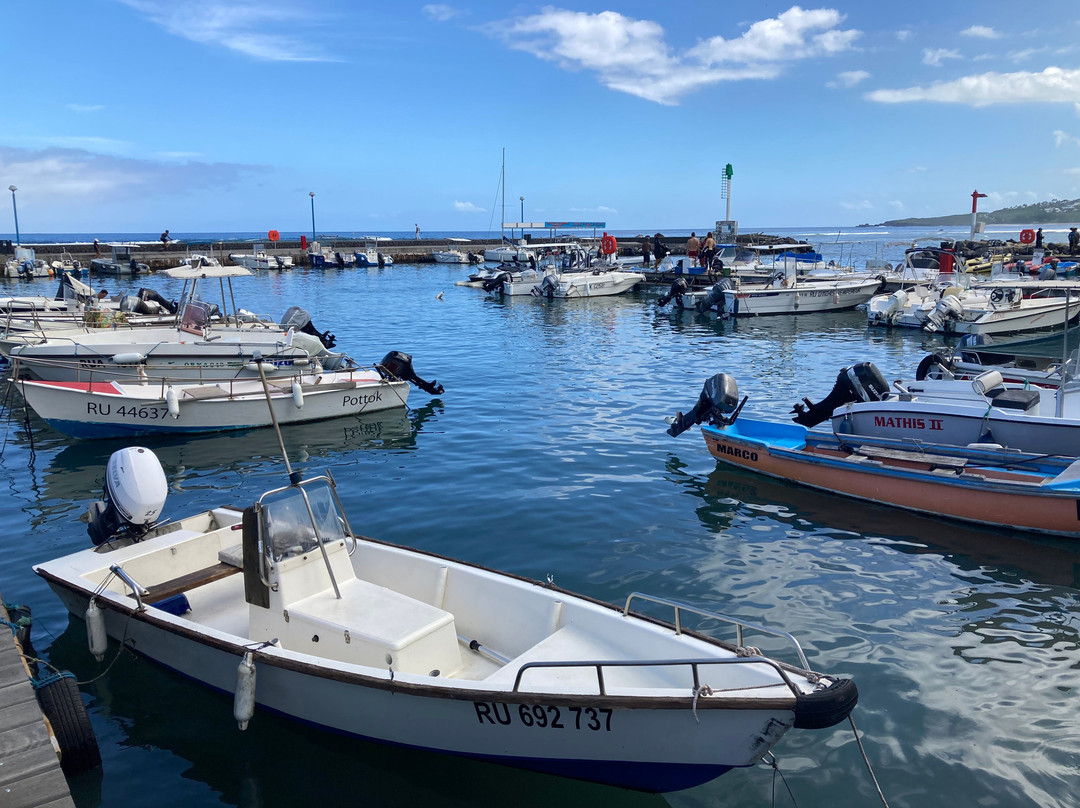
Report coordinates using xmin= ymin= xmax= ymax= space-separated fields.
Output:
xmin=260 ymin=480 xmax=347 ymax=560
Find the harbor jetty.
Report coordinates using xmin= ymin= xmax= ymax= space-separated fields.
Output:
xmin=1 ymin=232 xmax=809 ymax=271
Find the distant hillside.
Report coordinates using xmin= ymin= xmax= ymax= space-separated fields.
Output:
xmin=861 ymin=198 xmax=1080 ymax=227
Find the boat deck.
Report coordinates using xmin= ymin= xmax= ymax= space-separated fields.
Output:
xmin=0 ymin=600 xmax=76 ymax=808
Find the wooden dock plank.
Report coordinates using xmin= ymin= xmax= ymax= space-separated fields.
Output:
xmin=0 ymin=600 xmax=76 ymax=808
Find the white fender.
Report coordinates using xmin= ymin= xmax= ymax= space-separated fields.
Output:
xmin=292 ymin=381 xmax=304 ymax=408
xmin=110 ymin=352 xmax=146 ymax=365
xmin=165 ymin=386 xmax=179 ymax=419
xmin=234 ymin=651 xmax=256 ymax=731
xmin=85 ymin=599 xmax=107 ymax=662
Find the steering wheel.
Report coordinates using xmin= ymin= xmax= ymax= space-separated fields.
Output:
xmin=989 ymin=288 xmax=1004 ymax=304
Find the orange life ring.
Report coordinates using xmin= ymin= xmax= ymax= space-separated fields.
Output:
xmin=1019 ymin=229 xmax=1036 ymax=245
xmin=600 ymin=234 xmax=617 ymax=255
xmin=267 ymin=229 xmax=281 ymax=242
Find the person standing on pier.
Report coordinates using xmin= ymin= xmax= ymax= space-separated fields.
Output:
xmin=415 ymin=223 xmax=420 ymax=240
xmin=686 ymin=232 xmax=699 ymax=264
xmin=642 ymin=236 xmax=652 ymax=268
xmin=1069 ymin=227 xmax=1079 ymax=255
xmin=1035 ymin=228 xmax=1044 ymax=249
xmin=93 ymin=238 xmax=101 ymax=256
xmin=701 ymin=231 xmax=716 ymax=267
xmin=160 ymin=230 xmax=170 ymax=250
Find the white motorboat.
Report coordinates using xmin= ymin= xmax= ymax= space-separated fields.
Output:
xmin=660 ymin=273 xmax=881 ymax=316
xmin=8 ymin=265 xmax=341 ymax=381
xmin=4 ymin=247 xmax=52 ymax=278
xmin=34 ymin=446 xmax=858 ymax=793
xmin=15 ymin=351 xmax=447 ymax=438
xmin=432 ymin=249 xmax=483 ymax=264
xmin=229 ymin=244 xmax=293 ymax=271
xmin=531 ymin=267 xmax=645 ymax=299
xmin=790 ymin=360 xmax=1080 ymax=457
xmin=91 ymin=244 xmax=149 ymax=276
xmin=866 ymin=278 xmax=1080 ymax=335
xmin=354 ymin=247 xmax=393 ymax=268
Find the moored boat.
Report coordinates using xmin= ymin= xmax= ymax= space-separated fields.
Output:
xmin=14 ymin=351 xmax=445 ymax=438
xmin=666 ymin=372 xmax=1080 ymax=536
xmin=34 ymin=446 xmax=858 ymax=793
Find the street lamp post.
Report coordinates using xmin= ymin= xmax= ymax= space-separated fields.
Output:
xmin=8 ymin=185 xmax=19 ymax=246
xmin=519 ymin=196 xmax=524 ymax=240
xmin=309 ymin=192 xmax=316 ymax=242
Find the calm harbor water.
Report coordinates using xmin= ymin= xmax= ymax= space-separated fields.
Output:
xmin=1 ymin=226 xmax=1078 ymax=808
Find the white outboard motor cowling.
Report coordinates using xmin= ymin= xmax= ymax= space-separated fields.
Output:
xmin=86 ymin=447 xmax=168 ymax=546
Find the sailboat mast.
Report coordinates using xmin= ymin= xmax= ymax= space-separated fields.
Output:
xmin=501 ymin=147 xmax=506 ymax=241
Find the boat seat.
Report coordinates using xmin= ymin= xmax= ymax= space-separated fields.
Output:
xmin=279 ymin=578 xmax=462 ymax=676
xmin=986 ymin=387 xmax=1041 ymax=412
xmin=482 ymin=625 xmax=630 ymax=692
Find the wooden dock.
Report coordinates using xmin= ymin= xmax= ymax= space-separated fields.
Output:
xmin=0 ymin=601 xmax=76 ymax=808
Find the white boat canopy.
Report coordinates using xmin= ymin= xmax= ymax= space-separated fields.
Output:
xmin=160 ymin=265 xmax=254 ymax=280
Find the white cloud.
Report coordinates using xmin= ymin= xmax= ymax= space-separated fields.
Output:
xmin=866 ymin=67 xmax=1080 ymax=107
xmin=453 ymin=200 xmax=484 ymax=213
xmin=1054 ymin=130 xmax=1080 ymax=147
xmin=116 ymin=0 xmax=340 ymax=62
xmin=890 ymin=200 xmax=905 ymax=210
xmin=423 ymin=4 xmax=459 ymax=22
xmin=486 ymin=6 xmax=860 ymax=105
xmin=0 ymin=145 xmax=261 ymax=201
xmin=839 ymin=199 xmax=874 ymax=210
xmin=961 ymin=25 xmax=1000 ymax=39
xmin=922 ymin=48 xmax=961 ymax=67
xmin=896 ymin=29 xmax=912 ymax=41
xmin=827 ymin=69 xmax=869 ymax=88
xmin=907 ymin=165 xmax=928 ymax=173
xmin=1064 ymin=167 xmax=1080 ymax=175
xmin=67 ymin=104 xmax=104 ymax=113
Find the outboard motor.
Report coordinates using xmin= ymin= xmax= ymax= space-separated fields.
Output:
xmin=279 ymin=305 xmax=337 ymax=350
xmin=874 ymin=289 xmax=908 ymax=324
xmin=482 ymin=272 xmax=511 ymax=293
xmin=334 ymin=251 xmax=345 ymax=269
xmin=921 ymin=295 xmax=963 ymax=332
xmin=376 ymin=350 xmax=444 ymax=395
xmin=534 ymin=274 xmax=559 ymax=298
xmin=86 ymin=447 xmax=169 ymax=546
xmin=695 ymin=278 xmax=735 ymax=313
xmin=129 ymin=258 xmax=141 ymax=273
xmin=19 ymin=260 xmax=34 ymax=276
xmin=657 ymin=277 xmax=690 ymax=307
xmin=666 ymin=373 xmax=745 ymax=437
xmin=790 ymin=362 xmax=889 ymax=427
xmin=137 ymin=288 xmax=178 ymax=314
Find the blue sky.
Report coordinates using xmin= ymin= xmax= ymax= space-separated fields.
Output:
xmin=2 ymin=1 xmax=1080 ymax=234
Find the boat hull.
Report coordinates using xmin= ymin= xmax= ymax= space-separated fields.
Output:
xmin=18 ymin=373 xmax=409 ymax=438
xmin=34 ymin=522 xmax=849 ymax=793
xmin=700 ymin=420 xmax=1080 ymax=536
xmin=721 ymin=279 xmax=880 ymax=316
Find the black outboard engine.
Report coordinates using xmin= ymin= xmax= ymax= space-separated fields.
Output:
xmin=377 ymin=350 xmax=444 ymax=395
xmin=137 ymin=288 xmax=178 ymax=314
xmin=129 ymin=258 xmax=141 ymax=273
xmin=86 ymin=447 xmax=169 ymax=546
xmin=334 ymin=251 xmax=345 ymax=269
xmin=280 ymin=305 xmax=337 ymax=350
xmin=666 ymin=373 xmax=745 ymax=437
xmin=695 ymin=278 xmax=735 ymax=313
xmin=482 ymin=272 xmax=511 ymax=293
xmin=658 ymin=277 xmax=690 ymax=307
xmin=790 ymin=362 xmax=889 ymax=427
